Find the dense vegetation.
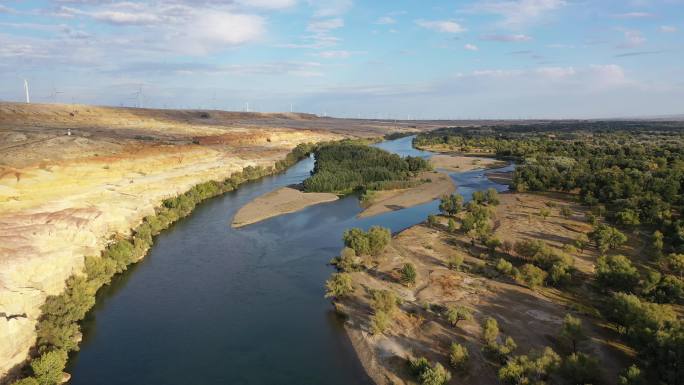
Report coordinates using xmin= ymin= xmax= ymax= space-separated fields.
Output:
xmin=416 ymin=122 xmax=684 ymax=385
xmin=10 ymin=143 xmax=317 ymax=385
xmin=303 ymin=141 xmax=431 ymax=194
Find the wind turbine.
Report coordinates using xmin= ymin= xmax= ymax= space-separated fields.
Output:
xmin=24 ymin=80 xmax=30 ymax=104
xmin=46 ymin=86 xmax=64 ymax=103
xmin=132 ymin=84 xmax=143 ymax=108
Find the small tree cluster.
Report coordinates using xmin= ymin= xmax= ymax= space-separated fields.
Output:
xmin=410 ymin=357 xmax=452 ymax=385
xmin=343 ymin=226 xmax=391 ymax=256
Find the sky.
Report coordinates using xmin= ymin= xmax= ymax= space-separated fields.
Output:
xmin=0 ymin=0 xmax=683 ymax=119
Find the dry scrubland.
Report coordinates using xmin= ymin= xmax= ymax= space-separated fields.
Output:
xmin=336 ymin=191 xmax=632 ymax=385
xmin=0 ymin=102 xmax=440 ymax=379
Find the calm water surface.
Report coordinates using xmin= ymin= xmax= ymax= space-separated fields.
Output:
xmin=67 ymin=136 xmax=513 ymax=385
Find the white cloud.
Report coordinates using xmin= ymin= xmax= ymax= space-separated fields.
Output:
xmin=415 ymin=20 xmax=466 ymax=33
xmin=618 ymin=29 xmax=646 ymax=48
xmin=237 ymin=0 xmax=297 ymax=10
xmin=612 ymin=12 xmax=655 ymax=18
xmin=307 ymin=0 xmax=352 ymax=17
xmin=183 ymin=11 xmax=265 ymax=53
xmin=472 ymin=0 xmax=566 ymax=27
xmin=307 ymin=18 xmax=344 ymax=33
xmin=660 ymin=25 xmax=678 ymax=33
xmin=481 ymin=33 xmax=532 ymax=42
xmin=317 ymin=50 xmax=351 ymax=58
xmin=464 ymin=43 xmax=479 ymax=51
xmin=91 ymin=11 xmax=161 ymax=25
xmin=535 ymin=66 xmax=575 ymax=79
xmin=376 ymin=16 xmax=396 ymax=25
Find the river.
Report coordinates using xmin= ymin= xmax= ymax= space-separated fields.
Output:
xmin=66 ymin=136 xmax=514 ymax=385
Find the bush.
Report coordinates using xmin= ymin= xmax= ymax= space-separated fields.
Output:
xmin=517 ymin=264 xmax=547 ymax=288
xmin=10 ymin=378 xmax=39 ymax=385
xmin=447 ymin=254 xmax=464 ymax=270
xmin=31 ymin=350 xmax=67 ymax=385
xmin=336 ymin=247 xmax=359 ymax=272
xmin=410 ymin=358 xmax=452 ymax=385
xmin=596 ymin=255 xmax=640 ymax=293
xmin=400 ymin=263 xmax=417 ymax=286
xmin=590 ymin=224 xmax=628 ymax=253
xmin=371 ymin=290 xmax=398 ymax=315
xmin=439 ymin=194 xmax=464 ymax=216
xmin=445 ymin=305 xmax=473 ymax=326
xmin=324 ymin=273 xmax=354 ymax=299
xmin=496 ymin=258 xmax=514 ymax=276
xmin=449 ymin=343 xmax=469 ymax=371
xmin=427 ymin=214 xmax=438 ymax=227
xmin=482 ymin=317 xmax=500 ymax=345
xmin=498 ymin=347 xmax=561 ymax=385
xmin=343 ymin=226 xmax=391 ymax=256
xmin=619 ymin=365 xmax=645 ymax=385
xmin=371 ymin=311 xmax=391 ymax=334
xmin=561 ymin=352 xmax=601 ymax=385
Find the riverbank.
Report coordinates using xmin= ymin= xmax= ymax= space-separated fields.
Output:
xmin=358 ymin=171 xmax=454 ymax=218
xmin=334 ymin=191 xmax=630 ymax=385
xmin=430 ymin=154 xmax=506 ymax=172
xmin=0 ymin=103 xmax=350 ymax=381
xmin=231 ymin=186 xmax=338 ymax=228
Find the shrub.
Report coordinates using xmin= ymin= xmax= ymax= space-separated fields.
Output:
xmin=445 ymin=305 xmax=473 ymax=326
xmin=498 ymin=347 xmax=561 ymax=385
xmin=427 ymin=214 xmax=438 ymax=227
xmin=517 ymin=264 xmax=547 ymax=288
xmin=410 ymin=358 xmax=452 ymax=385
xmin=590 ymin=224 xmax=627 ymax=253
xmin=561 ymin=352 xmax=601 ymax=385
xmin=447 ymin=254 xmax=464 ymax=270
xmin=560 ymin=314 xmax=587 ymax=353
xmin=371 ymin=311 xmax=391 ymax=334
xmin=10 ymin=378 xmax=39 ymax=385
xmin=31 ymin=350 xmax=67 ymax=385
xmin=618 ymin=365 xmax=645 ymax=385
xmin=336 ymin=247 xmax=359 ymax=272
xmin=596 ymin=255 xmax=640 ymax=293
xmin=324 ymin=273 xmax=353 ymax=299
xmin=400 ymin=263 xmax=417 ymax=286
xmin=371 ymin=290 xmax=398 ymax=315
xmin=447 ymin=218 xmax=457 ymax=233
xmin=439 ymin=194 xmax=464 ymax=216
xmin=496 ymin=258 xmax=514 ymax=276
xmin=482 ymin=317 xmax=500 ymax=345
xmin=343 ymin=226 xmax=391 ymax=256
xmin=449 ymin=343 xmax=469 ymax=371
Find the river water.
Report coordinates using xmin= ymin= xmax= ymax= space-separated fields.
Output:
xmin=66 ymin=136 xmax=513 ymax=385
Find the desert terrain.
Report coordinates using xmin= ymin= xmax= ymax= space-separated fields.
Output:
xmin=335 ymin=191 xmax=631 ymax=385
xmin=0 ymin=102 xmax=448 ymax=380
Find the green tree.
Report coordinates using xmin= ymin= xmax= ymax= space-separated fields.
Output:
xmin=324 ymin=273 xmax=353 ymax=299
xmin=337 ymin=247 xmax=359 ymax=272
xmin=517 ymin=264 xmax=547 ymax=288
xmin=427 ymin=214 xmax=438 ymax=227
xmin=618 ymin=365 xmax=645 ymax=385
xmin=560 ymin=314 xmax=587 ymax=353
xmin=439 ymin=194 xmax=464 ymax=216
xmin=445 ymin=305 xmax=473 ymax=326
xmin=10 ymin=378 xmax=39 ymax=385
xmin=449 ymin=343 xmax=469 ymax=371
xmin=400 ymin=263 xmax=417 ymax=286
xmin=482 ymin=317 xmax=500 ymax=345
xmin=31 ymin=350 xmax=67 ymax=385
xmin=368 ymin=226 xmax=391 ymax=256
xmin=561 ymin=352 xmax=601 ymax=385
xmin=343 ymin=228 xmax=371 ymax=256
xmin=589 ymin=224 xmax=628 ymax=253
xmin=410 ymin=358 xmax=452 ymax=385
xmin=667 ymin=253 xmax=684 ymax=278
xmin=596 ymin=255 xmax=640 ymax=293
xmin=496 ymin=258 xmax=514 ymax=276
xmin=485 ymin=188 xmax=500 ymax=206
xmin=447 ymin=218 xmax=457 ymax=233
xmin=653 ymin=230 xmax=664 ymax=258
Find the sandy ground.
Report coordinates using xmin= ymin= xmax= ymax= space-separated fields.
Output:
xmin=231 ymin=187 xmax=338 ymax=228
xmin=1 ymin=101 xmax=458 ymax=380
xmin=337 ymin=192 xmax=630 ymax=385
xmin=359 ymin=171 xmax=455 ymax=218
xmin=430 ymin=154 xmax=506 ymax=172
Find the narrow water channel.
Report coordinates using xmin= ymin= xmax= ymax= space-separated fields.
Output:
xmin=66 ymin=136 xmax=514 ymax=385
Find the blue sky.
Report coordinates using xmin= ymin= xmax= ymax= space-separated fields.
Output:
xmin=0 ymin=0 xmax=682 ymax=118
